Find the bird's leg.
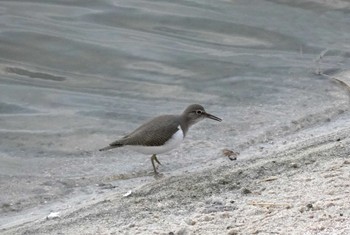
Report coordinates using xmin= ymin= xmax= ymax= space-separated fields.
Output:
xmin=151 ymin=154 xmax=161 ymax=174
xmin=154 ymin=154 xmax=162 ymax=165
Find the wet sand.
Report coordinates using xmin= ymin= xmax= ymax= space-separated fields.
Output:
xmin=1 ymin=0 xmax=350 ymax=234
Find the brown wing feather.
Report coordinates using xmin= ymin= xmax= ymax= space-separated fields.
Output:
xmin=114 ymin=115 xmax=180 ymax=147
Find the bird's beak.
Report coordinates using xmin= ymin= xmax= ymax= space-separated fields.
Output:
xmin=204 ymin=112 xmax=222 ymax=122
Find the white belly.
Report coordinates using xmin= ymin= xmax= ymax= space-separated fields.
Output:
xmin=128 ymin=126 xmax=184 ymax=155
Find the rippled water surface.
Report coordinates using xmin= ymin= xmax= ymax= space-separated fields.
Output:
xmin=0 ymin=0 xmax=350 ymax=226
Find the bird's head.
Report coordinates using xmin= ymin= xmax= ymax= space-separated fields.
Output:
xmin=182 ymin=104 xmax=222 ymax=127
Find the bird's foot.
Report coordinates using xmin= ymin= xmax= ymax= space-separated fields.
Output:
xmin=153 ymin=172 xmax=164 ymax=179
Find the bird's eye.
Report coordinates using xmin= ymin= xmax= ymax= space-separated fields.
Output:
xmin=196 ymin=110 xmax=203 ymax=115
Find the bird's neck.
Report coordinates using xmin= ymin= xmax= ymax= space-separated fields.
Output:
xmin=179 ymin=115 xmax=191 ymax=136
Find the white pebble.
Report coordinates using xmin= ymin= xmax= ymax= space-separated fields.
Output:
xmin=47 ymin=212 xmax=60 ymax=220
xmin=123 ymin=190 xmax=132 ymax=197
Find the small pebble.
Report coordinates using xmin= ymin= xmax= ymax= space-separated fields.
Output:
xmin=47 ymin=212 xmax=60 ymax=220
xmin=290 ymin=163 xmax=298 ymax=168
xmin=222 ymin=149 xmax=239 ymax=161
xmin=123 ymin=190 xmax=132 ymax=197
xmin=325 ymin=202 xmax=335 ymax=208
xmin=184 ymin=218 xmax=196 ymax=226
xmin=228 ymin=229 xmax=238 ymax=235
xmin=203 ymin=215 xmax=213 ymax=221
xmin=98 ymin=183 xmax=116 ymax=189
xmin=220 ymin=212 xmax=230 ymax=219
xmin=242 ymin=188 xmax=252 ymax=195
xmin=176 ymin=228 xmax=188 ymax=235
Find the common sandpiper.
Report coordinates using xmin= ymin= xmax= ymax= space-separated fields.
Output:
xmin=99 ymin=104 xmax=222 ymax=174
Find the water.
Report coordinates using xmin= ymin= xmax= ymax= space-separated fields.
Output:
xmin=0 ymin=0 xmax=349 ymax=227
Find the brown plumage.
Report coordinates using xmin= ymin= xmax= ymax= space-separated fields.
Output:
xmin=99 ymin=104 xmax=222 ymax=174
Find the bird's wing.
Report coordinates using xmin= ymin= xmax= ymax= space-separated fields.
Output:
xmin=117 ymin=115 xmax=181 ymax=146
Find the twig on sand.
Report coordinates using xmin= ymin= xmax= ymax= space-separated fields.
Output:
xmin=248 ymin=201 xmax=291 ymax=208
xmin=258 ymin=176 xmax=278 ymax=183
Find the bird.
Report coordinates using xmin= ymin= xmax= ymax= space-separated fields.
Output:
xmin=99 ymin=104 xmax=222 ymax=175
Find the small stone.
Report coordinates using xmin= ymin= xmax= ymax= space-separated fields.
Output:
xmin=228 ymin=229 xmax=238 ymax=235
xmin=290 ymin=163 xmax=298 ymax=168
xmin=176 ymin=228 xmax=188 ymax=235
xmin=47 ymin=212 xmax=60 ymax=220
xmin=325 ymin=202 xmax=335 ymax=208
xmin=220 ymin=212 xmax=230 ymax=219
xmin=306 ymin=203 xmax=313 ymax=209
xmin=184 ymin=218 xmax=196 ymax=226
xmin=203 ymin=215 xmax=213 ymax=221
xmin=222 ymin=149 xmax=239 ymax=161
xmin=123 ymin=190 xmax=132 ymax=197
xmin=241 ymin=188 xmax=251 ymax=195
xmin=98 ymin=183 xmax=116 ymax=189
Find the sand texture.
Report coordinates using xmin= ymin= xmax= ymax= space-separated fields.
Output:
xmin=3 ymin=114 xmax=350 ymax=234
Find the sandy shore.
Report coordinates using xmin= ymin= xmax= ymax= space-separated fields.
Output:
xmin=1 ymin=1 xmax=350 ymax=234
xmin=3 ymin=112 xmax=350 ymax=235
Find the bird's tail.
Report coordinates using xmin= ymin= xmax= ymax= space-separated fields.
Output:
xmin=99 ymin=146 xmax=114 ymax=151
xmin=99 ymin=142 xmax=123 ymax=151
